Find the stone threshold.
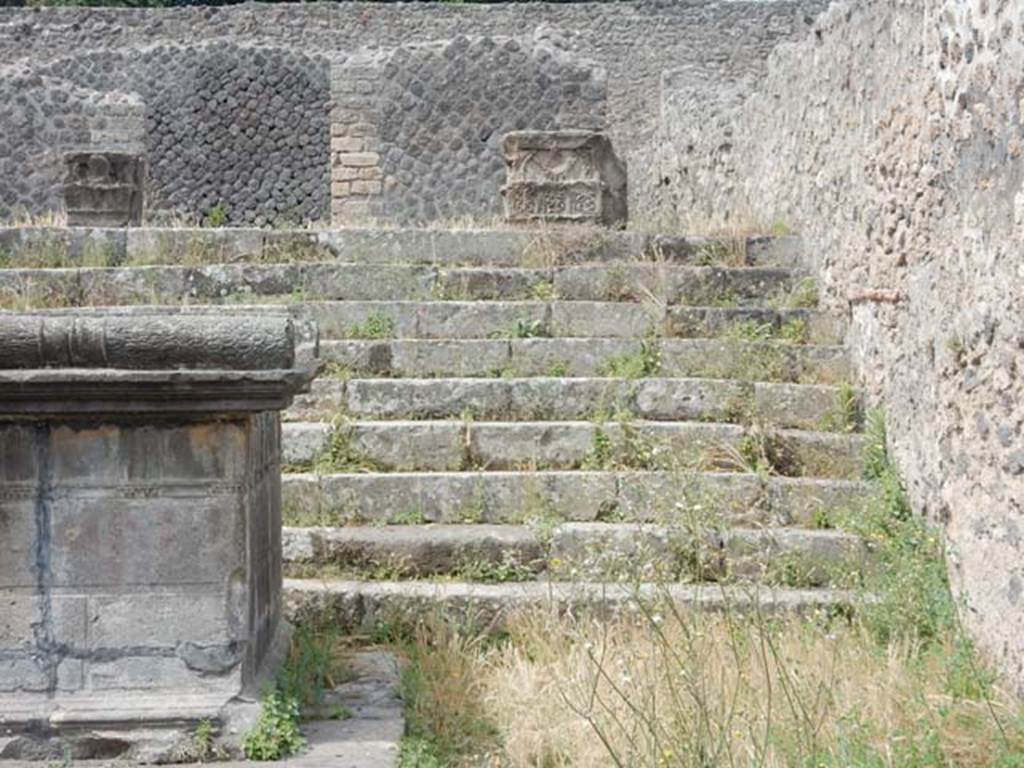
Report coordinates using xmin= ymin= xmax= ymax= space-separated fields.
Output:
xmin=0 ymin=651 xmax=403 ymax=768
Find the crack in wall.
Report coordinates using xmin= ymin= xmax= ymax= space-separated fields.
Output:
xmin=29 ymin=425 xmax=58 ymax=696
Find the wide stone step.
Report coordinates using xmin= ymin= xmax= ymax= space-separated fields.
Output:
xmin=282 ymin=471 xmax=873 ymax=528
xmin=549 ymin=524 xmax=869 ymax=585
xmin=0 ymin=226 xmax=806 ymax=269
xmin=283 ymin=524 xmax=546 ymax=579
xmin=317 ymin=337 xmax=848 ymax=383
xmin=286 ymin=377 xmax=861 ymax=432
xmin=282 ymin=420 xmax=866 ymax=479
xmin=282 ymin=523 xmax=870 ymax=588
xmin=551 ymin=264 xmax=798 ymax=305
xmin=0 ymin=263 xmax=803 ymax=307
xmin=296 ymin=300 xmax=843 ymax=344
xmin=284 ymin=579 xmax=864 ymax=634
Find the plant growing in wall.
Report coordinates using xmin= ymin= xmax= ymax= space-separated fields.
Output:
xmin=203 ymin=202 xmax=230 ymax=228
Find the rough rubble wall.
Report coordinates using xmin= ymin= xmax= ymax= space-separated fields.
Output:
xmin=0 ymin=1 xmax=825 ymax=225
xmin=0 ymin=71 xmax=144 ymax=220
xmin=353 ymin=34 xmax=605 ymax=225
xmin=141 ymin=45 xmax=329 ymax=226
xmin=661 ymin=0 xmax=1024 ymax=689
xmin=4 ymin=43 xmax=330 ymax=226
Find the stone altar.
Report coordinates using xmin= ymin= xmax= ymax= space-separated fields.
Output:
xmin=501 ymin=130 xmax=627 ymax=227
xmin=0 ymin=309 xmax=318 ymax=761
xmin=63 ymin=152 xmax=145 ymax=228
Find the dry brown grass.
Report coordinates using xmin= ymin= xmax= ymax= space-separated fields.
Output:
xmin=399 ymin=604 xmax=1024 ymax=768
xmin=2 ymin=210 xmax=68 ymax=228
xmin=632 ymin=203 xmax=792 ymax=240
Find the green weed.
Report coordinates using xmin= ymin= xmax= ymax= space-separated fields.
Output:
xmin=349 ymin=311 xmax=395 ymax=340
xmin=546 ymin=360 xmax=570 ymax=377
xmin=822 ymin=381 xmax=862 ymax=433
xmin=320 ymin=361 xmax=353 ymax=380
xmin=330 ymin=704 xmax=354 ymax=720
xmin=397 ymin=617 xmax=502 ymax=765
xmin=243 ymin=691 xmax=304 ymax=761
xmin=314 ymin=421 xmax=384 ymax=474
xmin=705 ymin=289 xmax=741 ymax=308
xmin=529 ymin=280 xmax=559 ymax=302
xmin=243 ymin=627 xmax=350 ymax=760
xmin=455 ymin=551 xmax=536 ymax=584
xmin=778 ymin=317 xmax=809 ymax=344
xmin=581 ymin=426 xmax=615 ymax=471
xmin=398 ymin=736 xmax=445 ymax=768
xmin=834 ymin=409 xmax=953 ymax=645
xmin=173 ymin=717 xmax=228 ymax=762
xmin=278 ymin=626 xmax=348 ymax=709
xmin=693 ymin=238 xmax=748 ymax=267
xmin=458 ymin=483 xmax=487 ymax=524
xmin=193 ymin=719 xmax=216 ymax=759
xmin=772 ymin=276 xmax=820 ymax=309
xmin=203 ymin=203 xmax=230 ymax=228
xmin=509 ymin=318 xmax=548 ymax=339
xmin=392 ymin=507 xmax=428 ymax=526
xmin=600 ymin=338 xmax=661 ymax=378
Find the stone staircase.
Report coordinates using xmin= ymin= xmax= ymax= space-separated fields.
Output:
xmin=262 ymin=230 xmax=873 ymax=630
xmin=0 ymin=226 xmax=876 ymax=632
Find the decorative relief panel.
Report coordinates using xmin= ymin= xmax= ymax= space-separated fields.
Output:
xmin=501 ymin=131 xmax=626 ymax=226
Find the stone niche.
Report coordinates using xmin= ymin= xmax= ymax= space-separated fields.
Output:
xmin=0 ymin=309 xmax=318 ymax=761
xmin=63 ymin=152 xmax=145 ymax=228
xmin=501 ymin=130 xmax=627 ymax=227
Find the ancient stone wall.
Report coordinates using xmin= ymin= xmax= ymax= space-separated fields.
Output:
xmin=331 ymin=33 xmax=605 ymax=225
xmin=658 ymin=0 xmax=1024 ymax=690
xmin=0 ymin=70 xmax=144 ymax=220
xmin=0 ymin=1 xmax=825 ymax=225
xmin=17 ymin=44 xmax=331 ymax=226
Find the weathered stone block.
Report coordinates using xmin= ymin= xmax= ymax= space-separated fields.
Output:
xmin=331 ymin=136 xmax=366 ymax=153
xmin=87 ymin=657 xmax=235 ymax=693
xmin=87 ymin=594 xmax=232 ymax=649
xmin=507 ymin=378 xmax=633 ymax=420
xmin=633 ymin=378 xmax=751 ymax=422
xmin=346 ymin=378 xmax=509 ymax=420
xmin=285 ymin=525 xmax=544 ymax=578
xmin=614 ymin=472 xmax=764 ymax=524
xmin=49 ymin=495 xmax=243 ymax=588
xmin=282 ymin=421 xmax=333 ymax=466
xmin=349 ymin=421 xmax=464 ymax=472
xmin=550 ymin=301 xmax=660 ymax=339
xmin=337 ymin=151 xmax=381 ymax=167
xmin=0 ymin=660 xmax=50 ymax=694
xmin=0 ymin=502 xmax=38 ymax=588
xmin=63 ymin=152 xmax=144 ymax=228
xmin=510 ymin=337 xmax=640 ymax=377
xmin=351 ymin=179 xmax=384 ymax=195
xmin=501 ymin=131 xmax=627 ymax=227
xmin=468 ymin=422 xmax=596 ymax=470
